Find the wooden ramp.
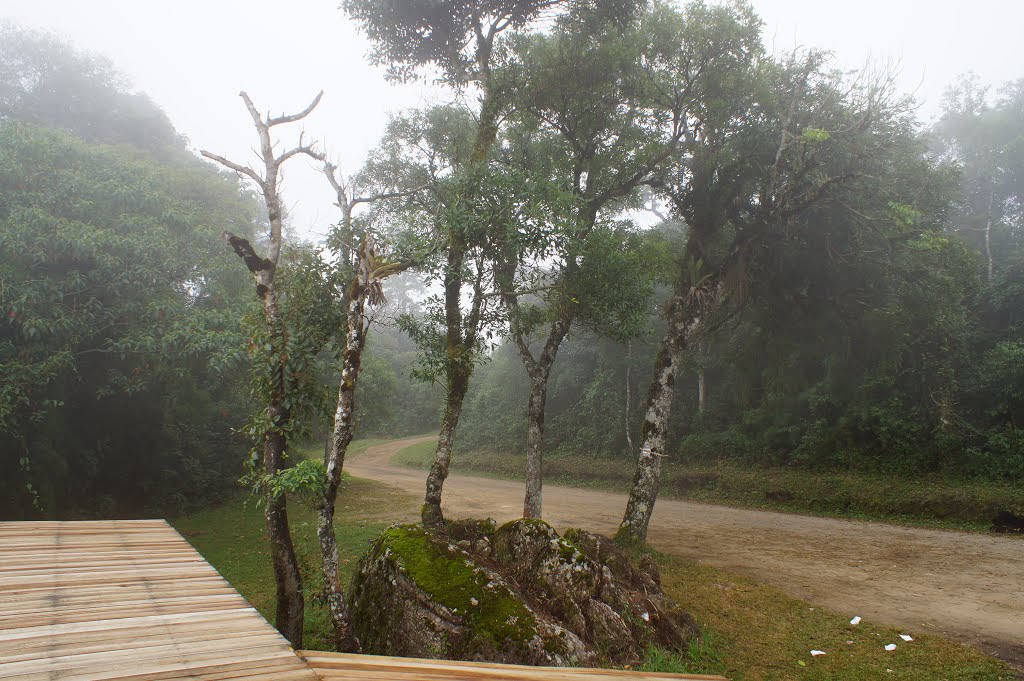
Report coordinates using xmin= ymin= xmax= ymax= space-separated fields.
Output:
xmin=0 ymin=519 xmax=318 ymax=680
xmin=299 ymin=651 xmax=727 ymax=681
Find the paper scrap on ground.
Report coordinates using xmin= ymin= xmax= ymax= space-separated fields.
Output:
xmin=850 ymin=616 xmax=862 ymax=625
xmin=810 ymin=650 xmax=826 ymax=656
xmin=885 ymin=644 xmax=897 ymax=651
xmin=899 ymin=634 xmax=913 ymax=642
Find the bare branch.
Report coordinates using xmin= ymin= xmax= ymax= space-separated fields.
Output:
xmin=239 ymin=91 xmax=264 ymax=129
xmin=200 ymin=150 xmax=265 ymax=189
xmin=268 ymin=91 xmax=324 ymax=127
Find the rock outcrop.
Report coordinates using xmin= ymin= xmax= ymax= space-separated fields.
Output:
xmin=348 ymin=518 xmax=699 ymax=666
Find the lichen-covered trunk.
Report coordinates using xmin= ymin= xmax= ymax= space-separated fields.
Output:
xmin=509 ymin=313 xmax=570 ymax=520
xmin=618 ymin=287 xmax=708 ymax=546
xmin=422 ymin=366 xmax=471 ymax=528
xmin=616 ymin=333 xmax=682 ymax=546
xmin=316 ymin=290 xmax=367 ymax=653
xmin=263 ymin=401 xmax=305 ymax=648
xmin=523 ymin=371 xmax=549 ymax=519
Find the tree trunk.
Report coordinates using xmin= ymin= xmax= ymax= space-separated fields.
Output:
xmin=985 ymin=187 xmax=995 ymax=283
xmin=316 ymin=287 xmax=367 ymax=653
xmin=264 ymin=402 xmax=305 ymax=648
xmin=697 ymin=368 xmax=706 ymax=414
xmin=506 ymin=312 xmax=572 ymax=520
xmin=616 ymin=332 xmax=682 ymax=545
xmin=258 ymin=282 xmax=305 ymax=648
xmin=617 ymin=286 xmax=708 ymax=546
xmin=625 ymin=342 xmax=634 ymax=451
xmin=202 ymin=90 xmax=324 ymax=652
xmin=422 ymin=365 xmax=471 ymax=528
xmin=523 ymin=370 xmax=548 ymax=519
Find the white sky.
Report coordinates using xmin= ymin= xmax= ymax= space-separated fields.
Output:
xmin=3 ymin=0 xmax=1022 ymax=238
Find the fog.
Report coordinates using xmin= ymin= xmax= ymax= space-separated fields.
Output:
xmin=4 ymin=0 xmax=1021 ymax=235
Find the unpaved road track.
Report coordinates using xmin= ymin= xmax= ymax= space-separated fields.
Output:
xmin=348 ymin=436 xmax=1024 ymax=669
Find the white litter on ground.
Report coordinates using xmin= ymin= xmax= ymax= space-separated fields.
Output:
xmin=899 ymin=634 xmax=913 ymax=642
xmin=885 ymin=644 xmax=897 ymax=651
xmin=850 ymin=616 xmax=862 ymax=625
xmin=810 ymin=650 xmax=827 ymax=656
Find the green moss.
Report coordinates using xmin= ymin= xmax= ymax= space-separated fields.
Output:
xmin=379 ymin=524 xmax=539 ymax=647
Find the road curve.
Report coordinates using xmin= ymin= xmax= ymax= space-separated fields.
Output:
xmin=347 ymin=435 xmax=1024 ymax=668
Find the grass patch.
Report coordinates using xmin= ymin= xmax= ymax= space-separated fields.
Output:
xmin=389 ymin=443 xmax=1023 ymax=531
xmin=390 ymin=439 xmax=437 ymax=469
xmin=291 ymin=437 xmax=391 ymax=462
xmin=653 ymin=551 xmax=1013 ymax=680
xmin=172 ymin=439 xmax=417 ymax=649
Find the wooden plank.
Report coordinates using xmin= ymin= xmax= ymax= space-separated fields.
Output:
xmin=0 ymin=520 xmax=319 ymax=681
xmin=298 ymin=652 xmax=728 ymax=681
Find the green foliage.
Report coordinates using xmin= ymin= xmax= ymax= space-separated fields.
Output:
xmin=0 ymin=118 xmax=260 ymax=519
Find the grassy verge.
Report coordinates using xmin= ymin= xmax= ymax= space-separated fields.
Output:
xmin=172 ymin=443 xmax=1012 ymax=678
xmin=649 ymin=551 xmax=1012 ymax=680
xmin=392 ymin=442 xmax=1024 ymax=531
xmin=172 ymin=465 xmax=417 ymax=649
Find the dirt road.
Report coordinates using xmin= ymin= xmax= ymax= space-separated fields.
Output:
xmin=347 ymin=436 xmax=1024 ymax=667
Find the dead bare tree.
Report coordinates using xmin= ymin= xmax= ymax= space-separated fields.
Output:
xmin=201 ymin=90 xmax=322 ymax=647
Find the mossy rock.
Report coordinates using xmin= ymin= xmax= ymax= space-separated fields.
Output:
xmin=351 ymin=521 xmax=699 ymax=667
xmin=348 ymin=523 xmax=592 ymax=666
xmin=446 ymin=517 xmax=496 ymax=556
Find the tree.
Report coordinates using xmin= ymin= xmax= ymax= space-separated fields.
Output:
xmin=616 ymin=10 xmax=952 ymax=542
xmin=312 ymin=158 xmax=422 ymax=652
xmin=492 ymin=3 xmax=695 ymax=518
xmin=200 ymin=91 xmax=323 ymax=647
xmin=346 ymin=0 xmax=564 ymax=527
xmin=933 ymin=75 xmax=1024 ymax=282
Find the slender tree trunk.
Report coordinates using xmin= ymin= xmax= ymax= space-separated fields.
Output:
xmin=985 ymin=187 xmax=995 ymax=283
xmin=625 ymin=342 xmax=634 ymax=451
xmin=264 ymin=402 xmax=305 ymax=648
xmin=618 ymin=285 xmax=711 ymax=545
xmin=697 ymin=369 xmax=706 ymax=414
xmin=259 ymin=284 xmax=306 ymax=648
xmin=423 ymin=365 xmax=471 ymax=528
xmin=316 ymin=286 xmax=366 ymax=653
xmin=523 ymin=370 xmax=549 ymax=518
xmin=506 ymin=312 xmax=571 ymax=520
xmin=202 ymin=91 xmax=323 ymax=648
xmin=616 ymin=331 xmax=683 ymax=545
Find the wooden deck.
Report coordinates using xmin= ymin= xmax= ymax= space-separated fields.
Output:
xmin=0 ymin=519 xmax=319 ymax=680
xmin=300 ymin=652 xmax=727 ymax=680
xmin=0 ymin=520 xmax=725 ymax=680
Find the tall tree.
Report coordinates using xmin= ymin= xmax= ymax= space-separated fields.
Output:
xmin=313 ymin=158 xmax=422 ymax=652
xmin=200 ymin=92 xmax=323 ymax=647
xmin=345 ymin=0 xmax=590 ymax=527
xmin=617 ymin=15 xmax=943 ymax=542
xmin=492 ymin=4 xmax=687 ymax=516
xmin=933 ymin=75 xmax=1024 ymax=282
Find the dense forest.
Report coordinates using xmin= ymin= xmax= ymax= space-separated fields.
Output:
xmin=1 ymin=4 xmax=1021 ymax=524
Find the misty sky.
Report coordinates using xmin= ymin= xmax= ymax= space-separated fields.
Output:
xmin=3 ymin=0 xmax=1022 ymax=236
